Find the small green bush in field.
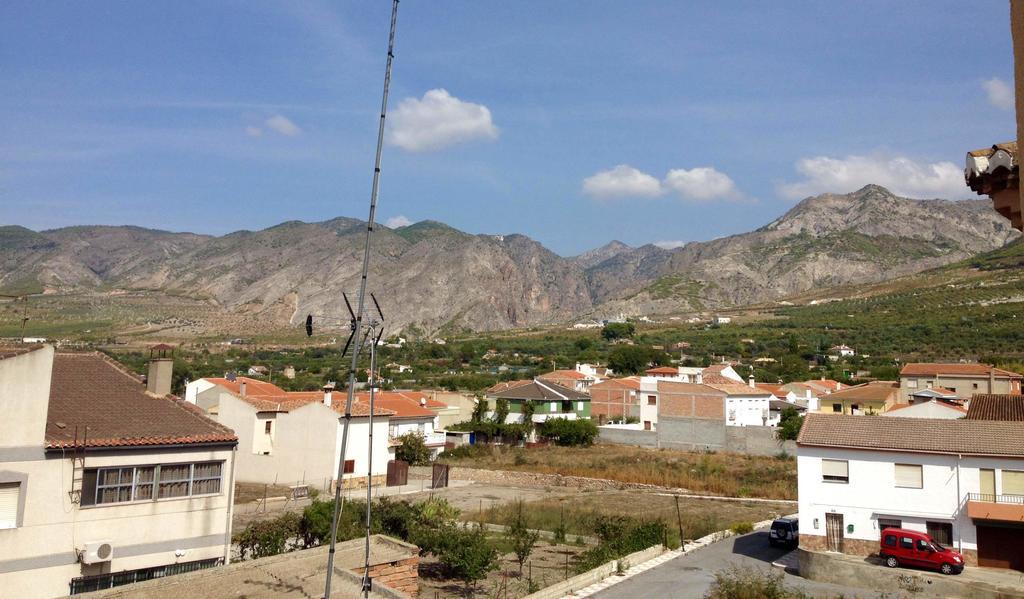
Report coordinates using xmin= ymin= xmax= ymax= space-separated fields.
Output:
xmin=730 ymin=522 xmax=754 ymax=535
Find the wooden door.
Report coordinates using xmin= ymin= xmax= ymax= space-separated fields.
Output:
xmin=431 ymin=463 xmax=450 ymax=489
xmin=980 ymin=468 xmax=996 ymax=500
xmin=977 ymin=525 xmax=1024 ymax=570
xmin=825 ymin=513 xmax=844 ymax=553
xmin=386 ymin=460 xmax=408 ymax=487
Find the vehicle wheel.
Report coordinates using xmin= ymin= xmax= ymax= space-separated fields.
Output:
xmin=885 ymin=556 xmax=899 ymax=568
xmin=940 ymin=563 xmax=953 ymax=575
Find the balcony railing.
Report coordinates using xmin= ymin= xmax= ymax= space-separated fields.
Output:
xmin=967 ymin=492 xmax=1024 ymax=505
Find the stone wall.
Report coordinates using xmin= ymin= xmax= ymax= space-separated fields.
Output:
xmin=801 ymin=532 xmax=980 ymax=566
xmin=598 ymin=426 xmax=657 ymax=447
xmin=353 ymin=555 xmax=419 ymax=598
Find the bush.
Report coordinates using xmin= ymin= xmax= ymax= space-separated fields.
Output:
xmin=234 ymin=511 xmax=302 ymax=560
xmin=601 ymin=322 xmax=635 ymax=340
xmin=775 ymin=407 xmax=804 ymax=441
xmin=705 ymin=565 xmax=814 ymax=599
xmin=505 ymin=499 xmax=540 ymax=573
xmin=299 ymin=498 xmax=365 ymax=547
xmin=434 ymin=526 xmax=499 ymax=594
xmin=536 ymin=418 xmax=598 ymax=446
xmin=575 ymin=515 xmax=667 ymax=573
xmin=730 ymin=522 xmax=754 ymax=535
xmin=395 ymin=431 xmax=431 ymax=465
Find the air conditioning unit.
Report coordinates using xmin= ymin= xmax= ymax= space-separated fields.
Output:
xmin=81 ymin=540 xmax=114 ymax=564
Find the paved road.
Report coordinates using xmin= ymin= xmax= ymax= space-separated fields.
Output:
xmin=594 ymin=531 xmax=884 ymax=599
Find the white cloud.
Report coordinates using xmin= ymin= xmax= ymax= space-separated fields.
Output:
xmin=653 ymin=240 xmax=686 ymax=250
xmin=385 ymin=215 xmax=413 ymax=228
xmin=265 ymin=114 xmax=302 ymax=137
xmin=778 ymin=153 xmax=968 ymax=200
xmin=663 ymin=167 xmax=741 ymax=201
xmin=582 ymin=165 xmax=662 ymax=199
xmin=983 ymin=77 xmax=1014 ymax=110
xmin=245 ymin=126 xmax=263 ymax=137
xmin=387 ymin=89 xmax=499 ymax=152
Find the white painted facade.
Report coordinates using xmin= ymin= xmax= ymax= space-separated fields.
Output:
xmin=797 ymin=446 xmax=1024 ymax=556
xmin=0 ymin=347 xmax=235 ymax=599
xmin=193 ymin=386 xmax=388 ymax=488
xmin=387 ymin=417 xmax=445 ymax=459
xmin=880 ymin=401 xmax=965 ymax=419
xmin=184 ymin=378 xmax=217 ymax=403
xmin=725 ymin=393 xmax=772 ymax=426
xmin=638 ymin=377 xmax=660 ymax=430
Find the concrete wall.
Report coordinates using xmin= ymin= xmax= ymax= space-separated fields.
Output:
xmin=598 ymin=426 xmax=657 ymax=447
xmin=1 ymin=345 xmax=53 ymax=447
xmin=0 ymin=446 xmax=234 ymax=599
xmin=654 ymin=416 xmax=794 ymax=456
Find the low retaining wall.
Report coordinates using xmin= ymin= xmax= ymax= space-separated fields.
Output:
xmin=797 ymin=549 xmax=1024 ymax=599
xmin=522 ymin=545 xmax=667 ymax=599
xmin=438 ymin=465 xmax=681 ymax=492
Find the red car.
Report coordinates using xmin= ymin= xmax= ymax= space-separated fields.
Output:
xmin=879 ymin=528 xmax=964 ymax=575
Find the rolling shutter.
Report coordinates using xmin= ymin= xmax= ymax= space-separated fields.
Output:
xmin=895 ymin=464 xmax=923 ymax=488
xmin=0 ymin=483 xmax=20 ymax=529
xmin=1002 ymin=470 xmax=1024 ymax=496
xmin=822 ymin=459 xmax=849 ymax=481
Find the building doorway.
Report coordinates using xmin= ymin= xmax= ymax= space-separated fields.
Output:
xmin=825 ymin=513 xmax=844 ymax=553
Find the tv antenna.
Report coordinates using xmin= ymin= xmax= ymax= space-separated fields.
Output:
xmin=319 ymin=0 xmax=400 ymax=596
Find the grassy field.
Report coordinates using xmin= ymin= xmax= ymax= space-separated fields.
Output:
xmin=441 ymin=444 xmax=797 ymax=500
xmin=467 ymin=490 xmax=792 ymax=548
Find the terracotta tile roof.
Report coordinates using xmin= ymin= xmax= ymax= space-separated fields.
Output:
xmin=46 ymin=353 xmax=237 ymax=449
xmin=539 ymin=370 xmax=589 ymax=380
xmin=487 ymin=379 xmax=589 ymax=401
xmin=966 ymin=394 xmax=1024 ymax=421
xmin=770 ymin=399 xmax=806 ymax=411
xmin=755 ymin=383 xmax=790 ymax=399
xmin=203 ymin=377 xmax=391 ymax=417
xmin=645 ymin=366 xmax=679 ymax=375
xmin=0 ymin=345 xmax=43 ymax=361
xmin=701 ymin=373 xmax=737 ymax=385
xmin=899 ymin=363 xmax=1022 ymax=379
xmin=353 ymin=391 xmax=436 ymax=419
xmin=486 ymin=379 xmax=532 ymax=394
xmin=705 ymin=383 xmax=774 ymax=397
xmin=803 ymin=379 xmax=843 ymax=392
xmin=797 ymin=413 xmax=1024 ymax=457
xmin=591 ymin=377 xmax=641 ymax=391
xmin=824 ymin=381 xmax=899 ymax=402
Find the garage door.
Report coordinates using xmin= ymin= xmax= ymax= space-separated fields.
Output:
xmin=977 ymin=524 xmax=1024 ymax=570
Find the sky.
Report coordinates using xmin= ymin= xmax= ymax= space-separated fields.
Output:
xmin=0 ymin=1 xmax=1017 ymax=255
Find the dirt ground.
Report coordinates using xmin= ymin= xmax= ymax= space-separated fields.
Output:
xmin=418 ymin=537 xmax=587 ymax=599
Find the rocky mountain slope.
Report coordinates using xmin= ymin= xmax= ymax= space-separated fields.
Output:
xmin=0 ymin=185 xmax=1017 ymax=334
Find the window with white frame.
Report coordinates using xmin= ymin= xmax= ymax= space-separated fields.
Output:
xmin=821 ymin=459 xmax=849 ymax=483
xmin=0 ymin=482 xmax=20 ymax=529
xmin=894 ymin=464 xmax=923 ymax=489
xmin=89 ymin=462 xmax=223 ymax=506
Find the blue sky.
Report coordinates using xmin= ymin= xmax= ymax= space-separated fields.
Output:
xmin=0 ymin=1 xmax=1016 ymax=255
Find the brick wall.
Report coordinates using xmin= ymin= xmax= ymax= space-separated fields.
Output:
xmin=353 ymin=555 xmax=419 ymax=598
xmin=659 ymin=390 xmax=725 ymax=418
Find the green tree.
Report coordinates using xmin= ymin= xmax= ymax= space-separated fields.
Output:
xmin=608 ymin=345 xmax=668 ymax=375
xmin=437 ymin=527 xmax=499 ymax=595
xmin=395 ymin=431 xmax=431 ymax=465
xmin=471 ymin=397 xmax=487 ymax=423
xmin=536 ymin=418 xmax=598 ymax=446
xmin=492 ymin=397 xmax=510 ymax=424
xmin=776 ymin=407 xmax=804 ymax=441
xmin=602 ymin=322 xmax=636 ymax=341
xmin=505 ymin=499 xmax=540 ymax=573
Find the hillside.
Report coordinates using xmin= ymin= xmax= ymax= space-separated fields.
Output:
xmin=0 ymin=185 xmax=1017 ymax=337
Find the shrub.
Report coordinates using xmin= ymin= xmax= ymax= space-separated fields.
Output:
xmin=705 ymin=566 xmax=813 ymax=599
xmin=775 ymin=407 xmax=804 ymax=441
xmin=300 ymin=498 xmax=365 ymax=547
xmin=536 ymin=418 xmax=598 ymax=446
xmin=730 ymin=522 xmax=754 ymax=535
xmin=435 ymin=526 xmax=499 ymax=594
xmin=234 ymin=511 xmax=302 ymax=560
xmin=601 ymin=322 xmax=635 ymax=341
xmin=575 ymin=515 xmax=667 ymax=573
xmin=395 ymin=431 xmax=431 ymax=465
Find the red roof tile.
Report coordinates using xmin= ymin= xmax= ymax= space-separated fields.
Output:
xmin=353 ymin=391 xmax=436 ymax=419
xmin=590 ymin=377 xmax=641 ymax=391
xmin=203 ymin=377 xmax=391 ymax=417
xmin=966 ymin=394 xmax=1024 ymax=421
xmin=900 ymin=363 xmax=1023 ymax=379
xmin=46 ymin=353 xmax=237 ymax=449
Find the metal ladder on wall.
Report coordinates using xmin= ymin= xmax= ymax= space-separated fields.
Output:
xmin=68 ymin=426 xmax=88 ymax=504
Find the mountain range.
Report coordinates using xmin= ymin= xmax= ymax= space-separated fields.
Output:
xmin=0 ymin=185 xmax=1018 ymax=335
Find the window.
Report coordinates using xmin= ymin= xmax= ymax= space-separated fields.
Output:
xmin=900 ymin=537 xmax=913 ymax=550
xmin=343 ymin=460 xmax=355 ymax=474
xmin=264 ymin=421 xmax=273 ymax=434
xmin=883 ymin=534 xmax=897 ymax=548
xmin=907 ymin=380 xmax=918 ymax=389
xmin=550 ymin=402 xmax=557 ymax=412
xmin=973 ymin=383 xmax=979 ymax=390
xmin=70 ymin=558 xmax=222 ymax=595
xmin=1002 ymin=470 xmax=1024 ymax=496
xmin=878 ymin=518 xmax=902 ymax=531
xmin=158 ymin=464 xmax=191 ymax=499
xmin=561 ymin=400 xmax=572 ymax=412
xmin=832 ymin=403 xmax=843 ymax=413
xmin=916 ymin=539 xmax=930 ymax=552
xmin=822 ymin=459 xmax=849 ymax=483
xmin=577 ymin=401 xmax=584 ymax=411
xmin=926 ymin=522 xmax=952 ymax=546
xmin=417 ymin=422 xmax=426 ymax=434
xmin=647 ymin=395 xmax=657 ymax=406
xmin=895 ymin=464 xmax=923 ymax=489
xmin=0 ymin=482 xmax=20 ymax=529
xmin=389 ymin=424 xmax=398 ymax=438
xmin=90 ymin=462 xmax=224 ymax=506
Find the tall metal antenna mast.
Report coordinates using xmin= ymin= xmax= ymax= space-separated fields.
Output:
xmin=324 ymin=1 xmax=399 ymax=597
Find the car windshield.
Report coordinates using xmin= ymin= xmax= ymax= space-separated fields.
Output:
xmin=931 ymin=540 xmax=946 ymax=551
xmin=771 ymin=522 xmax=789 ymax=530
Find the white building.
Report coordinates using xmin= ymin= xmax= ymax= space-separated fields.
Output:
xmin=797 ymin=414 xmax=1024 ymax=570
xmin=705 ymin=382 xmax=775 ymax=427
xmin=0 ymin=346 xmax=237 ymax=598
xmin=357 ymin=391 xmax=447 ymax=460
xmin=880 ymin=400 xmax=967 ymax=419
xmin=829 ymin=344 xmax=856 ymax=358
xmin=713 ymin=315 xmax=732 ymax=325
xmin=185 ymin=377 xmax=390 ymax=489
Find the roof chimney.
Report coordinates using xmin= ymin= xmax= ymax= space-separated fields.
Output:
xmin=748 ymin=375 xmax=755 ymax=388
xmin=147 ymin=357 xmax=173 ymax=397
xmin=239 ymin=381 xmax=246 ymax=397
xmin=323 ymin=381 xmax=335 ymax=407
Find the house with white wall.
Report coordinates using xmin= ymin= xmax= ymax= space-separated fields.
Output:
xmin=705 ymin=382 xmax=774 ymax=427
xmin=358 ymin=391 xmax=447 ymax=459
xmin=185 ymin=377 xmax=391 ymax=490
xmin=797 ymin=414 xmax=1024 ymax=570
xmin=0 ymin=346 xmax=238 ymax=598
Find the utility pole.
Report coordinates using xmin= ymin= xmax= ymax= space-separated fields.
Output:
xmin=323 ymin=1 xmax=400 ymax=598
